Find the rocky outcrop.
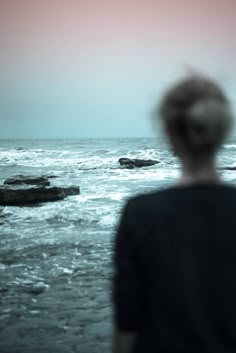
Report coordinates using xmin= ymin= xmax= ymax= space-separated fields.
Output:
xmin=219 ymin=166 xmax=236 ymax=171
xmin=4 ymin=175 xmax=51 ymax=187
xmin=0 ymin=186 xmax=80 ymax=206
xmin=119 ymin=157 xmax=160 ymax=169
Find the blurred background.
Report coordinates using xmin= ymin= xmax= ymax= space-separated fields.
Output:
xmin=0 ymin=0 xmax=235 ymax=138
xmin=0 ymin=1 xmax=236 ymax=353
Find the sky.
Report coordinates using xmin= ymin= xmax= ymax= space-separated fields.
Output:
xmin=0 ymin=0 xmax=236 ymax=138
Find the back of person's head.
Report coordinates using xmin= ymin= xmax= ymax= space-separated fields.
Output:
xmin=158 ymin=75 xmax=233 ymax=162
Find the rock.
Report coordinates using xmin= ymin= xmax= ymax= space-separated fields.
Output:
xmin=0 ymin=287 xmax=8 ymax=293
xmin=220 ymin=166 xmax=236 ymax=171
xmin=0 ymin=186 xmax=80 ymax=206
xmin=15 ymin=147 xmax=25 ymax=151
xmin=26 ymin=284 xmax=48 ymax=296
xmin=4 ymin=175 xmax=50 ymax=187
xmin=46 ymin=175 xmax=58 ymax=179
xmin=119 ymin=157 xmax=160 ymax=168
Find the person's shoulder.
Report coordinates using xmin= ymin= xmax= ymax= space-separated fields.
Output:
xmin=126 ymin=186 xmax=174 ymax=211
xmin=126 ymin=183 xmax=236 ymax=209
xmin=131 ymin=185 xmax=178 ymax=202
xmin=120 ymin=188 xmax=173 ymax=229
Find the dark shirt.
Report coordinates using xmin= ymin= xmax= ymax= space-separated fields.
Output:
xmin=113 ymin=184 xmax=236 ymax=353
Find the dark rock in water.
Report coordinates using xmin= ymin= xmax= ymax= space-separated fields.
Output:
xmin=4 ymin=175 xmax=50 ymax=187
xmin=0 ymin=287 xmax=8 ymax=293
xmin=119 ymin=157 xmax=160 ymax=169
xmin=26 ymin=285 xmax=47 ymax=296
xmin=15 ymin=147 xmax=25 ymax=151
xmin=220 ymin=166 xmax=236 ymax=171
xmin=0 ymin=186 xmax=80 ymax=206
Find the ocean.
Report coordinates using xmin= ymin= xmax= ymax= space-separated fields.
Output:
xmin=1 ymin=137 xmax=236 ymax=353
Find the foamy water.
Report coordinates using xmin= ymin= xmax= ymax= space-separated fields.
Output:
xmin=1 ymin=137 xmax=236 ymax=352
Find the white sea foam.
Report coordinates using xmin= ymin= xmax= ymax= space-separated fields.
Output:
xmin=223 ymin=144 xmax=236 ymax=149
xmin=1 ymin=137 xmax=236 ymax=259
xmin=99 ymin=214 xmax=116 ymax=228
xmin=0 ymin=149 xmax=120 ymax=168
xmin=109 ymin=193 xmax=124 ymax=201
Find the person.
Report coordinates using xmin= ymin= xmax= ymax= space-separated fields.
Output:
xmin=112 ymin=75 xmax=236 ymax=353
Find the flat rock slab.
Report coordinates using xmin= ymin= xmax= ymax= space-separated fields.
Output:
xmin=219 ymin=166 xmax=236 ymax=171
xmin=119 ymin=157 xmax=160 ymax=169
xmin=4 ymin=175 xmax=51 ymax=187
xmin=0 ymin=186 xmax=80 ymax=206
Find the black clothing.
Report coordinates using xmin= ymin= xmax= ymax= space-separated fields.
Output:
xmin=113 ymin=184 xmax=236 ymax=353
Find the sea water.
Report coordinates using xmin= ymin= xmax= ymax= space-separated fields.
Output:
xmin=0 ymin=137 xmax=236 ymax=352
